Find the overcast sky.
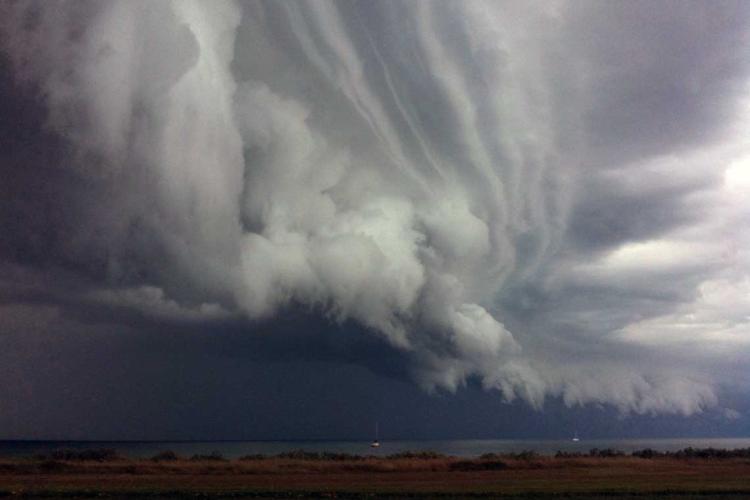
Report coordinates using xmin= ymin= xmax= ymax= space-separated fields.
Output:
xmin=1 ymin=0 xmax=750 ymax=440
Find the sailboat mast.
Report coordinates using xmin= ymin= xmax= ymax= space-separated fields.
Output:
xmin=370 ymin=421 xmax=381 ymax=447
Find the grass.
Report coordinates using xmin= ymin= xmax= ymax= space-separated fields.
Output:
xmin=0 ymin=448 xmax=748 ymax=498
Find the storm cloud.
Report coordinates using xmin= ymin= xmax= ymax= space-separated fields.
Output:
xmin=2 ymin=0 xmax=750 ymax=434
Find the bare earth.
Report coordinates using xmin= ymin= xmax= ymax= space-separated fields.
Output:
xmin=1 ymin=455 xmax=750 ymax=498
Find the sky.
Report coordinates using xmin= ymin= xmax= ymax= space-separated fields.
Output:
xmin=1 ymin=0 xmax=750 ymax=440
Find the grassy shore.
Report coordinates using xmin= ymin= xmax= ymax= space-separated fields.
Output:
xmin=0 ymin=448 xmax=749 ymax=498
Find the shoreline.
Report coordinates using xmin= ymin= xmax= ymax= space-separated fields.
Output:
xmin=4 ymin=438 xmax=750 ymax=461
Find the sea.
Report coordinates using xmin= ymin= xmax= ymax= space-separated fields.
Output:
xmin=1 ymin=438 xmax=749 ymax=459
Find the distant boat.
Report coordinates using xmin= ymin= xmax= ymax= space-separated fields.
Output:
xmin=572 ymin=431 xmax=580 ymax=442
xmin=371 ymin=421 xmax=380 ymax=448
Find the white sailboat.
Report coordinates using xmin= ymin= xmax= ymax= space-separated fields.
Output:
xmin=371 ymin=421 xmax=380 ymax=448
xmin=572 ymin=431 xmax=580 ymax=442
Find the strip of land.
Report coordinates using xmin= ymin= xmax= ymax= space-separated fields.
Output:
xmin=1 ymin=449 xmax=749 ymax=498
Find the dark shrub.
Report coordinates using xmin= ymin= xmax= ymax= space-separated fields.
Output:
xmin=238 ymin=454 xmax=267 ymax=461
xmin=151 ymin=450 xmax=180 ymax=461
xmin=672 ymin=447 xmax=750 ymax=459
xmin=510 ymin=450 xmax=539 ymax=460
xmin=51 ymin=448 xmax=119 ymax=461
xmin=321 ymin=452 xmax=363 ymax=461
xmin=632 ymin=448 xmax=662 ymax=459
xmin=589 ymin=448 xmax=624 ymax=458
xmin=189 ymin=451 xmax=226 ymax=461
xmin=277 ymin=450 xmax=322 ymax=460
xmin=450 ymin=459 xmax=508 ymax=471
xmin=386 ymin=451 xmax=446 ymax=460
xmin=611 ymin=447 xmax=750 ymax=460
xmin=273 ymin=450 xmax=366 ymax=461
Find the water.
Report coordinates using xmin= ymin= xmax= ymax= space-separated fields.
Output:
xmin=1 ymin=438 xmax=749 ymax=459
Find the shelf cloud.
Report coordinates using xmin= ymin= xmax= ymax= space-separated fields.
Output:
xmin=2 ymin=0 xmax=750 ymax=423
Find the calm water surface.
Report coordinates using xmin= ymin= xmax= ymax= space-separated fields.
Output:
xmin=1 ymin=438 xmax=749 ymax=458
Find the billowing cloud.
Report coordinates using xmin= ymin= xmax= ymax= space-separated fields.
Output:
xmin=1 ymin=0 xmax=750 ymax=420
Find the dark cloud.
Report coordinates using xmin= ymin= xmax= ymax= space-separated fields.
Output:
xmin=1 ymin=0 xmax=750 ymax=438
xmin=568 ymin=0 xmax=750 ymax=168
